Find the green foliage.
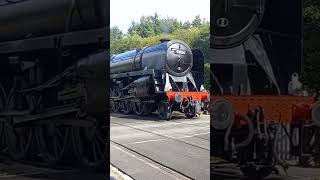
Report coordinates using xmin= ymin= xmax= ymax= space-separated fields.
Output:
xmin=204 ymin=63 xmax=211 ymax=90
xmin=127 ymin=13 xmax=183 ymax=37
xmin=110 ymin=26 xmax=123 ymax=41
xmin=302 ymin=2 xmax=320 ymax=93
xmin=191 ymin=15 xmax=203 ymax=27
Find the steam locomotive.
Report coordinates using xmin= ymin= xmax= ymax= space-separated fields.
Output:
xmin=211 ymin=0 xmax=319 ymax=179
xmin=110 ymin=39 xmax=209 ymax=120
xmin=0 ymin=0 xmax=108 ymax=168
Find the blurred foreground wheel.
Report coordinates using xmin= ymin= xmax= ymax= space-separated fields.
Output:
xmin=240 ymin=166 xmax=272 ymax=179
xmin=0 ymin=83 xmax=6 ymax=150
xmin=72 ymin=117 xmax=107 ymax=169
xmin=5 ymin=124 xmax=33 ymax=160
xmin=37 ymin=121 xmax=71 ymax=166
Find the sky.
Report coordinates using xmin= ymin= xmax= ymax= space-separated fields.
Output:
xmin=110 ymin=0 xmax=210 ymax=33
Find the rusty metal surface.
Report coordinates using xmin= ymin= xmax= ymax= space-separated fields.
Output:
xmin=211 ymin=95 xmax=315 ymax=123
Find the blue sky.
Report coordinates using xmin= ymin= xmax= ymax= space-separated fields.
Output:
xmin=110 ymin=0 xmax=210 ymax=33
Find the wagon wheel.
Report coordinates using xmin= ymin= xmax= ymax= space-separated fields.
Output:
xmin=121 ymin=100 xmax=132 ymax=114
xmin=72 ymin=117 xmax=107 ymax=168
xmin=37 ymin=121 xmax=71 ymax=166
xmin=158 ymin=101 xmax=172 ymax=120
xmin=132 ymin=101 xmax=144 ymax=115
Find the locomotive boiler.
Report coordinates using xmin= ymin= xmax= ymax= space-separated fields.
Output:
xmin=211 ymin=0 xmax=320 ymax=179
xmin=111 ymin=40 xmax=193 ymax=77
xmin=0 ymin=0 xmax=108 ymax=168
xmin=0 ymin=0 xmax=107 ymax=41
xmin=110 ymin=39 xmax=208 ymax=120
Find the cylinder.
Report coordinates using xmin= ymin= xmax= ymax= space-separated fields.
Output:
xmin=76 ymin=51 xmax=109 ymax=119
xmin=133 ymin=76 xmax=153 ymax=97
xmin=77 ymin=50 xmax=108 ymax=79
xmin=0 ymin=0 xmax=108 ymax=42
xmin=110 ymin=40 xmax=193 ymax=77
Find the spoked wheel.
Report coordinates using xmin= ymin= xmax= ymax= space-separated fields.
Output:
xmin=110 ymin=88 xmax=121 ymax=113
xmin=121 ymin=100 xmax=132 ymax=114
xmin=5 ymin=124 xmax=33 ymax=160
xmin=37 ymin=122 xmax=71 ymax=166
xmin=72 ymin=117 xmax=107 ymax=168
xmin=132 ymin=100 xmax=144 ymax=115
xmin=142 ymin=103 xmax=155 ymax=115
xmin=185 ymin=106 xmax=196 ymax=118
xmin=111 ymin=100 xmax=121 ymax=113
xmin=158 ymin=101 xmax=172 ymax=120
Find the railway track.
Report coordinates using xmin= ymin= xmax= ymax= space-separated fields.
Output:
xmin=110 ymin=113 xmax=210 ymax=180
xmin=111 ymin=141 xmax=192 ymax=180
xmin=111 ymin=121 xmax=209 ymax=151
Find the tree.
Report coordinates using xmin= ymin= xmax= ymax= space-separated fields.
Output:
xmin=192 ymin=15 xmax=202 ymax=27
xmin=161 ymin=17 xmax=183 ymax=34
xmin=204 ymin=63 xmax=211 ymax=90
xmin=302 ymin=2 xmax=320 ymax=93
xmin=127 ymin=13 xmax=187 ymax=38
xmin=128 ymin=13 xmax=162 ymax=38
xmin=182 ymin=21 xmax=192 ymax=29
xmin=110 ymin=26 xmax=123 ymax=41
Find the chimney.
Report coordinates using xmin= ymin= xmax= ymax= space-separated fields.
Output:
xmin=160 ymin=38 xmax=171 ymax=43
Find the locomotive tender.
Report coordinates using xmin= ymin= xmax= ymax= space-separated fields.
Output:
xmin=110 ymin=39 xmax=209 ymax=119
xmin=0 ymin=0 xmax=108 ymax=168
xmin=211 ymin=0 xmax=320 ymax=179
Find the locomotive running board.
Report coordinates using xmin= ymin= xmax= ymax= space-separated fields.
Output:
xmin=110 ymin=69 xmax=155 ymax=79
xmin=0 ymin=27 xmax=108 ymax=53
xmin=111 ymin=95 xmax=135 ymax=101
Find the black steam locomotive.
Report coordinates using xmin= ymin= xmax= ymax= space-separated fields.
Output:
xmin=0 ymin=0 xmax=108 ymax=168
xmin=110 ymin=39 xmax=209 ymax=120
